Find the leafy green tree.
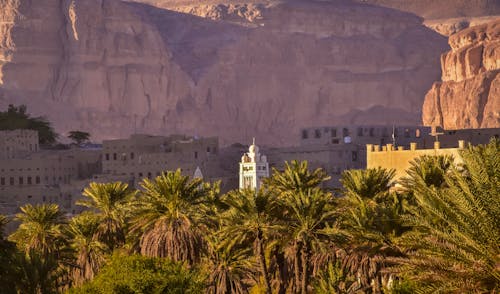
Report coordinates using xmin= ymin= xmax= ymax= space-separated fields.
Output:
xmin=68 ymin=131 xmax=91 ymax=145
xmin=0 ymin=104 xmax=57 ymax=144
xmin=396 ymin=139 xmax=500 ymax=292
xmin=131 ymin=170 xmax=209 ymax=265
xmin=77 ymin=182 xmax=136 ymax=251
xmin=66 ymin=212 xmax=107 ymax=286
xmin=69 ymin=253 xmax=204 ymax=294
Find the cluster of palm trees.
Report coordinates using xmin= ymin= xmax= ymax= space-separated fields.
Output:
xmin=0 ymin=139 xmax=498 ymax=293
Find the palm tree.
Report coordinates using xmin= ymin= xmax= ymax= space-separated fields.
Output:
xmin=0 ymin=214 xmax=18 ymax=294
xmin=219 ymin=188 xmax=281 ymax=294
xmin=66 ymin=212 xmax=107 ymax=286
xmin=131 ymin=169 xmax=209 ymax=265
xmin=77 ymin=182 xmax=136 ymax=251
xmin=339 ymin=168 xmax=409 ymax=293
xmin=401 ymin=155 xmax=454 ymax=191
xmin=204 ymin=234 xmax=256 ymax=294
xmin=281 ymin=188 xmax=337 ymax=294
xmin=396 ymin=139 xmax=500 ymax=292
xmin=266 ymin=160 xmax=330 ymax=197
xmin=9 ymin=204 xmax=66 ymax=256
xmin=265 ymin=160 xmax=335 ymax=294
xmin=8 ymin=204 xmax=68 ymax=293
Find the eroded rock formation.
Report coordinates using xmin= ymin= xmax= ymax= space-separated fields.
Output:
xmin=0 ymin=0 xmax=448 ymax=145
xmin=422 ymin=20 xmax=500 ymax=129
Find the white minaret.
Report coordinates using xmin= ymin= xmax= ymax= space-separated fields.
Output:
xmin=239 ymin=138 xmax=269 ymax=190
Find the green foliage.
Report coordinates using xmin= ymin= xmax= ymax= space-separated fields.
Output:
xmin=68 ymin=131 xmax=91 ymax=145
xmin=131 ymin=170 xmax=210 ymax=264
xmin=66 ymin=212 xmax=107 ymax=285
xmin=77 ymin=182 xmax=136 ymax=251
xmin=9 ymin=203 xmax=66 ymax=255
xmin=0 ymin=215 xmax=19 ymax=294
xmin=397 ymin=139 xmax=500 ymax=292
xmin=0 ymin=104 xmax=57 ymax=144
xmin=313 ymin=260 xmax=355 ymax=294
xmin=70 ymin=253 xmax=204 ymax=294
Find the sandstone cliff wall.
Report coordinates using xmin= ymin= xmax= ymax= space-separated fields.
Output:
xmin=0 ymin=0 xmax=448 ymax=146
xmin=422 ymin=20 xmax=500 ymax=129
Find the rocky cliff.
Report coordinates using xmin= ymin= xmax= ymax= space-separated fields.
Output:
xmin=0 ymin=0 xmax=448 ymax=146
xmin=422 ymin=20 xmax=500 ymax=130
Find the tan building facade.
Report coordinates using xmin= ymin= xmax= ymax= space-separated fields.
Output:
xmin=0 ymin=148 xmax=101 ymax=215
xmin=101 ymin=134 xmax=219 ymax=186
xmin=366 ymin=141 xmax=465 ymax=180
xmin=0 ymin=129 xmax=39 ymax=159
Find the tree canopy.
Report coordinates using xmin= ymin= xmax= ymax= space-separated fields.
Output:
xmin=0 ymin=104 xmax=57 ymax=144
xmin=68 ymin=131 xmax=91 ymax=145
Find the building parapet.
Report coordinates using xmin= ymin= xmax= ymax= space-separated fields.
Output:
xmin=366 ymin=140 xmax=466 ymax=153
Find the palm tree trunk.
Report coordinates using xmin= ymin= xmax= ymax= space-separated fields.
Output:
xmin=275 ymin=249 xmax=287 ymax=294
xmin=257 ymin=230 xmax=272 ymax=294
xmin=294 ymin=240 xmax=302 ymax=294
xmin=300 ymin=242 xmax=309 ymax=294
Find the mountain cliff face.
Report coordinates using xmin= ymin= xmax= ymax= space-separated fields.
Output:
xmin=422 ymin=20 xmax=500 ymax=129
xmin=0 ymin=0 xmax=448 ymax=145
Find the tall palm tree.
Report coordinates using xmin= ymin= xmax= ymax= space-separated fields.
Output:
xmin=219 ymin=188 xmax=281 ymax=294
xmin=204 ymin=234 xmax=256 ymax=294
xmin=281 ymin=188 xmax=337 ymax=294
xmin=8 ymin=204 xmax=68 ymax=293
xmin=131 ymin=169 xmax=209 ymax=265
xmin=9 ymin=204 xmax=66 ymax=256
xmin=266 ymin=160 xmax=330 ymax=197
xmin=0 ymin=214 xmax=18 ymax=294
xmin=265 ymin=160 xmax=335 ymax=294
xmin=396 ymin=139 xmax=500 ymax=292
xmin=77 ymin=182 xmax=136 ymax=251
xmin=339 ymin=168 xmax=407 ymax=293
xmin=66 ymin=212 xmax=107 ymax=286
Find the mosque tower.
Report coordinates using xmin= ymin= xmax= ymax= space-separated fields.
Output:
xmin=239 ymin=138 xmax=269 ymax=190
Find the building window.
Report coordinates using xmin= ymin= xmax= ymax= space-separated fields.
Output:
xmin=113 ymin=153 xmax=117 ymax=160
xmin=331 ymin=138 xmax=339 ymax=144
xmin=343 ymin=128 xmax=349 ymax=137
xmin=0 ymin=177 xmax=4 ymax=185
xmin=369 ymin=128 xmax=375 ymax=137
xmin=36 ymin=176 xmax=40 ymax=184
xmin=351 ymin=151 xmax=358 ymax=162
xmin=314 ymin=129 xmax=321 ymax=138
xmin=9 ymin=177 xmax=14 ymax=185
xmin=357 ymin=128 xmax=363 ymax=136
xmin=43 ymin=196 xmax=46 ymax=202
xmin=194 ymin=151 xmax=198 ymax=159
xmin=130 ymin=152 xmax=135 ymax=159
xmin=302 ymin=130 xmax=308 ymax=139
xmin=19 ymin=177 xmax=23 ymax=185
xmin=27 ymin=176 xmax=32 ymax=185
xmin=404 ymin=128 xmax=410 ymax=138
xmin=138 ymin=172 xmax=143 ymax=177
xmin=147 ymin=172 xmax=152 ymax=179
xmin=330 ymin=128 xmax=337 ymax=137
xmin=105 ymin=153 xmax=110 ymax=160
xmin=207 ymin=147 xmax=211 ymax=153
